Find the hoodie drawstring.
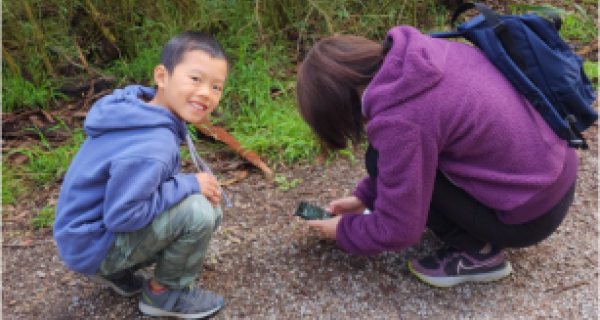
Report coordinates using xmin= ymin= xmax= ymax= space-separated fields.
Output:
xmin=185 ymin=132 xmax=232 ymax=208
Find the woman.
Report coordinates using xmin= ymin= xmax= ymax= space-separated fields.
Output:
xmin=297 ymin=26 xmax=577 ymax=287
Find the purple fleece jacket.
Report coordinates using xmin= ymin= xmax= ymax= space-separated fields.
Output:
xmin=335 ymin=26 xmax=578 ymax=256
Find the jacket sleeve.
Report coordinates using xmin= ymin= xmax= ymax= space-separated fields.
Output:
xmin=336 ymin=116 xmax=439 ymax=256
xmin=352 ymin=176 xmax=377 ymax=210
xmin=103 ymin=157 xmax=200 ymax=232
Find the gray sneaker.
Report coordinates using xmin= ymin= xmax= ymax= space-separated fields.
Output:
xmin=88 ymin=269 xmax=145 ymax=297
xmin=139 ymin=280 xmax=225 ymax=319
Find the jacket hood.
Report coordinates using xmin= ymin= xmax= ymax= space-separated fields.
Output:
xmin=362 ymin=26 xmax=450 ymax=119
xmin=84 ymin=85 xmax=187 ymax=140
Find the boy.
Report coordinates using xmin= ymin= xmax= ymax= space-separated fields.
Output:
xmin=54 ymin=31 xmax=229 ymax=318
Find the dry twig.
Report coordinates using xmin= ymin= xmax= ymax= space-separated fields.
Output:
xmin=545 ymin=280 xmax=589 ymax=293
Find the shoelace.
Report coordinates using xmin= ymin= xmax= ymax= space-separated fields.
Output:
xmin=185 ymin=132 xmax=232 ymax=208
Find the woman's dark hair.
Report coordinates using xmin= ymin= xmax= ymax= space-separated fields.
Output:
xmin=297 ymin=35 xmax=386 ymax=150
xmin=160 ymin=31 xmax=228 ymax=74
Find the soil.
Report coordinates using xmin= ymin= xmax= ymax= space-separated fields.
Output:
xmin=2 ymin=123 xmax=598 ymax=319
xmin=2 ymin=1 xmax=598 ymax=318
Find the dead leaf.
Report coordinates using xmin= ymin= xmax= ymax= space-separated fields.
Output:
xmin=219 ymin=178 xmax=241 ymax=186
xmin=231 ymin=170 xmax=248 ymax=178
xmin=3 ymin=210 xmax=31 ymax=222
xmin=252 ymin=180 xmax=274 ymax=189
xmin=72 ymin=111 xmax=88 ymax=118
xmin=313 ymin=154 xmax=325 ymax=165
xmin=35 ymin=287 xmax=47 ymax=299
xmin=40 ymin=110 xmax=55 ymax=123
xmin=12 ymin=153 xmax=29 ymax=165
xmin=229 ymin=235 xmax=243 ymax=244
xmin=19 ymin=239 xmax=33 ymax=246
xmin=30 ymin=115 xmax=44 ymax=127
xmin=224 ymin=276 xmax=232 ymax=290
xmin=576 ymin=46 xmax=592 ymax=56
xmin=223 ymin=161 xmax=244 ymax=171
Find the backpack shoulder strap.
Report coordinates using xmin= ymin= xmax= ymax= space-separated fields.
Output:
xmin=451 ymin=3 xmax=527 ymax=73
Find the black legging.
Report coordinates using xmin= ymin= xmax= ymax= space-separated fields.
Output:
xmin=365 ymin=144 xmax=575 ymax=252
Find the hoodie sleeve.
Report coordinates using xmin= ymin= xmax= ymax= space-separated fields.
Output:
xmin=103 ymin=157 xmax=200 ymax=233
xmin=336 ymin=116 xmax=439 ymax=256
xmin=352 ymin=176 xmax=377 ymax=210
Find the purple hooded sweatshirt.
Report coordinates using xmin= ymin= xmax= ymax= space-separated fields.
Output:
xmin=335 ymin=26 xmax=578 ymax=257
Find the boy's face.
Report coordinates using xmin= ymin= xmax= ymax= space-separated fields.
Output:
xmin=155 ymin=50 xmax=228 ymax=123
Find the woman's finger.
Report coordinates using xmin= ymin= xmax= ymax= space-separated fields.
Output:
xmin=307 ymin=220 xmax=324 ymax=228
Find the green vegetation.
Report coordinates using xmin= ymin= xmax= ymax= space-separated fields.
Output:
xmin=2 ymin=0 xmax=598 ymax=207
xmin=3 ymin=128 xmax=85 ymax=203
xmin=560 ymin=4 xmax=598 ymax=43
xmin=274 ymin=175 xmax=302 ymax=192
xmin=31 ymin=205 xmax=56 ymax=229
xmin=6 ymin=128 xmax=85 ymax=184
xmin=584 ymin=61 xmax=598 ymax=89
xmin=2 ymin=72 xmax=67 ymax=113
xmin=2 ymin=163 xmax=26 ymax=205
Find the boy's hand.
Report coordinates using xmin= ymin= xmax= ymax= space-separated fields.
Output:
xmin=195 ymin=173 xmax=221 ymax=207
xmin=307 ymin=215 xmax=342 ymax=240
xmin=326 ymin=196 xmax=366 ymax=215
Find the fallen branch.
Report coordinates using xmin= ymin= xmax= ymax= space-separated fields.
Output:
xmin=193 ymin=118 xmax=273 ymax=178
xmin=277 ymin=270 xmax=315 ymax=300
xmin=48 ymin=46 xmax=114 ymax=81
xmin=545 ymin=280 xmax=589 ymax=293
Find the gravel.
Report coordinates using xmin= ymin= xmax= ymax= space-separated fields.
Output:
xmin=2 ymin=124 xmax=597 ymax=319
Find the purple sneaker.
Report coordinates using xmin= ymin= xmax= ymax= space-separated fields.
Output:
xmin=408 ymin=245 xmax=512 ymax=287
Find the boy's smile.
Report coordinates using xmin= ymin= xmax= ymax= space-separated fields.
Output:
xmin=150 ymin=50 xmax=228 ymax=123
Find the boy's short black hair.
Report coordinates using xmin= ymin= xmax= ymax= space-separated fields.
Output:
xmin=160 ymin=31 xmax=228 ymax=74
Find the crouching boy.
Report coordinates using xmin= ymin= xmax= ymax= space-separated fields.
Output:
xmin=54 ymin=31 xmax=229 ymax=318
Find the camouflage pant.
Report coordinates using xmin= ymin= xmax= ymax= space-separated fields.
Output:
xmin=97 ymin=194 xmax=222 ymax=289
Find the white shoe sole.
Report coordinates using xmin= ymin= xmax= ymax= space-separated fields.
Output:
xmin=139 ymin=300 xmax=224 ymax=319
xmin=409 ymin=261 xmax=513 ymax=288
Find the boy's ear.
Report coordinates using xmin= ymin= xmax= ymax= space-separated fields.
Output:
xmin=153 ymin=65 xmax=167 ymax=89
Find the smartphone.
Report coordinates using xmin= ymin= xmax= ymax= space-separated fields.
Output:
xmin=294 ymin=201 xmax=332 ymax=220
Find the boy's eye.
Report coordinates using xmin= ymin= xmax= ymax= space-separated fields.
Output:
xmin=191 ymin=77 xmax=200 ymax=82
xmin=213 ymin=85 xmax=223 ymax=92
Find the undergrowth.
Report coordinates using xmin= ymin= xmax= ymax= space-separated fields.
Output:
xmin=2 ymin=1 xmax=598 ymax=206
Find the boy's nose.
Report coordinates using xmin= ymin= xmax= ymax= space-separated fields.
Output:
xmin=195 ymin=84 xmax=210 ymax=97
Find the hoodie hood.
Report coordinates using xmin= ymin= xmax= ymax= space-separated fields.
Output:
xmin=362 ymin=26 xmax=450 ymax=119
xmin=84 ymin=85 xmax=187 ymax=141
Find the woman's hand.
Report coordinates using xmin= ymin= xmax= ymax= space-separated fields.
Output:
xmin=195 ymin=173 xmax=221 ymax=207
xmin=326 ymin=196 xmax=366 ymax=215
xmin=307 ymin=215 xmax=342 ymax=240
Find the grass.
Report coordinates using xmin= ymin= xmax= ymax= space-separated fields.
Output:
xmin=214 ymin=28 xmax=319 ymax=164
xmin=2 ymin=163 xmax=26 ymax=205
xmin=1 ymin=1 xmax=598 ymax=208
xmin=2 ymin=128 xmax=85 ymax=204
xmin=7 ymin=128 xmax=85 ymax=184
xmin=560 ymin=10 xmax=598 ymax=43
xmin=1 ymin=72 xmax=67 ymax=112
xmin=584 ymin=61 xmax=598 ymax=90
xmin=31 ymin=205 xmax=55 ymax=229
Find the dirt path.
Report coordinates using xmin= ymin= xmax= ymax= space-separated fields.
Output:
xmin=2 ymin=122 xmax=598 ymax=318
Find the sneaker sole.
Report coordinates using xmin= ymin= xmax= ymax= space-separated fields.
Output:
xmin=88 ymin=275 xmax=142 ymax=297
xmin=139 ymin=299 xmax=224 ymax=319
xmin=408 ymin=261 xmax=513 ymax=288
